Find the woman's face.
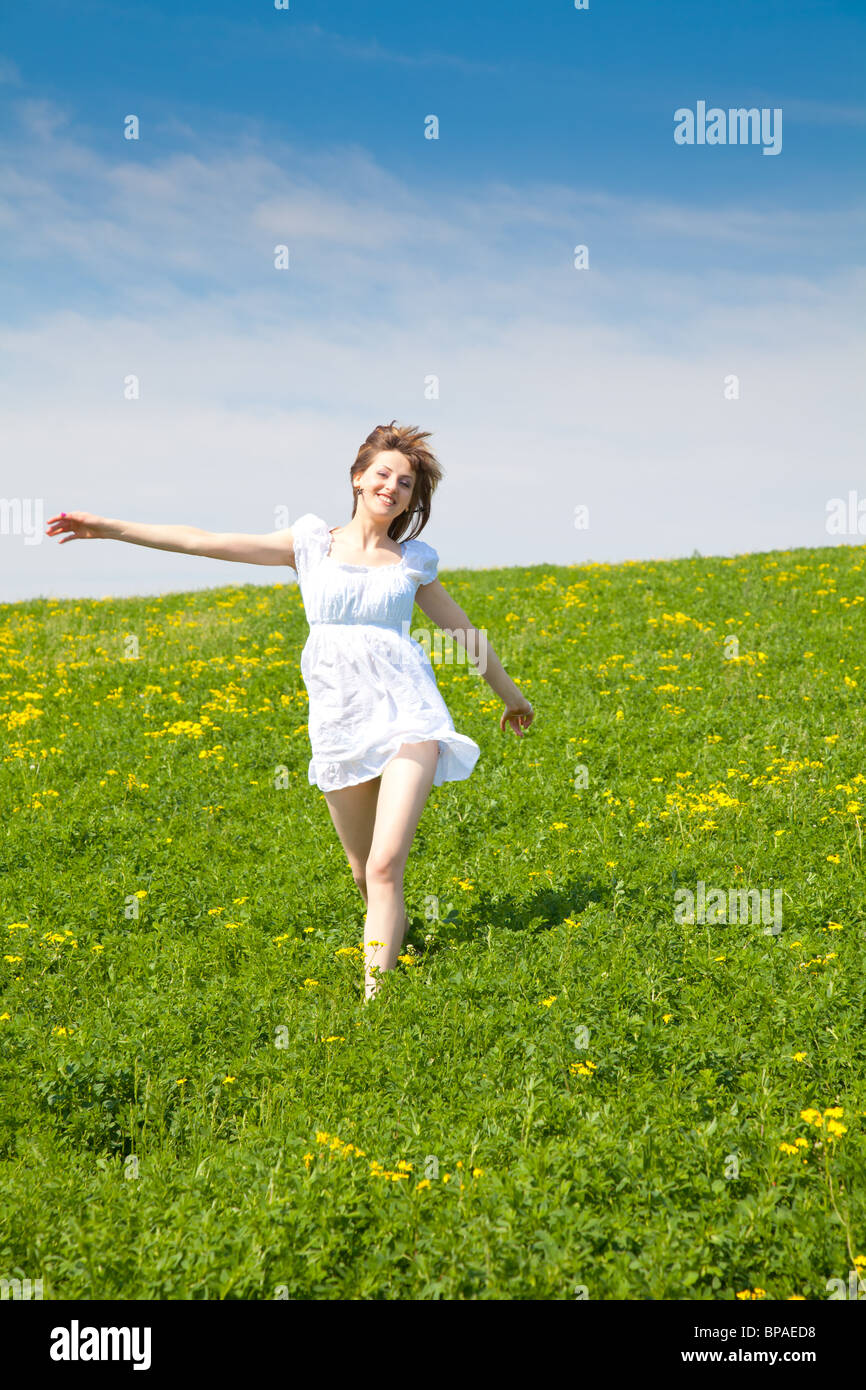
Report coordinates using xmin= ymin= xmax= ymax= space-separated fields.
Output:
xmin=355 ymin=450 xmax=416 ymax=520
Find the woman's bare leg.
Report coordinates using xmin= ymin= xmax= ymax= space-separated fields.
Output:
xmin=322 ymin=775 xmax=412 ymax=944
xmin=363 ymin=741 xmax=439 ymax=999
xmin=322 ymin=775 xmax=381 ymax=907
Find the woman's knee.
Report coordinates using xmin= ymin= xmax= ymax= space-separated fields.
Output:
xmin=365 ymin=846 xmax=405 ymax=887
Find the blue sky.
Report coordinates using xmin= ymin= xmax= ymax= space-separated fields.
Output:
xmin=1 ymin=0 xmax=864 ymax=598
xmin=3 ymin=0 xmax=864 ymax=200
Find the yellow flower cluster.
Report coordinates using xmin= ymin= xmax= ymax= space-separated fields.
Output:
xmin=723 ymin=650 xmax=767 ymax=666
xmin=308 ymin=1131 xmax=481 ymax=1188
xmin=778 ymin=1139 xmax=809 ymax=1156
xmin=41 ymin=929 xmax=78 ymax=949
xmin=1 ymin=702 xmax=44 ymax=732
xmin=800 ymin=1106 xmax=846 ymax=1140
xmin=370 ymin=1159 xmax=413 ymax=1182
xmin=313 ymin=1130 xmax=366 ymax=1161
xmin=662 ymin=782 xmax=741 ymax=819
xmin=798 ymin=953 xmax=837 ymax=971
xmin=147 ymin=719 xmax=204 ymax=738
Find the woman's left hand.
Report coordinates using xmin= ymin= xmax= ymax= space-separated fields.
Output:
xmin=500 ymin=695 xmax=534 ymax=737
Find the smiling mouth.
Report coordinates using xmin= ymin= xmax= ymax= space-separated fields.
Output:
xmin=378 ymin=495 xmax=396 ymax=505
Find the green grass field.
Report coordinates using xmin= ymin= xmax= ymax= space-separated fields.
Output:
xmin=1 ymin=543 xmax=864 ymax=1300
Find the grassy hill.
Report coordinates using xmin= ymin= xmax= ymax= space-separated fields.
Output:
xmin=1 ymin=542 xmax=864 ymax=1299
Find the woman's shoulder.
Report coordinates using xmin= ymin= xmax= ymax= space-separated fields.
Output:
xmin=290 ymin=514 xmax=330 ymax=574
xmin=291 ymin=513 xmax=329 ymax=538
xmin=403 ymin=532 xmax=439 ymax=586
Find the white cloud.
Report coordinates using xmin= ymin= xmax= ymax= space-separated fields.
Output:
xmin=0 ymin=54 xmax=22 ymax=85
xmin=301 ymin=22 xmax=503 ymax=75
xmin=1 ymin=110 xmax=864 ymax=600
xmin=783 ymin=98 xmax=866 ymax=126
xmin=13 ymin=97 xmax=70 ymax=138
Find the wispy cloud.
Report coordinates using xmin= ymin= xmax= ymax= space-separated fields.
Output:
xmin=3 ymin=100 xmax=860 ymax=308
xmin=1 ymin=104 xmax=863 ymax=599
xmin=783 ymin=97 xmax=866 ymax=126
xmin=141 ymin=14 xmax=505 ymax=79
xmin=301 ymin=22 xmax=504 ymax=76
xmin=0 ymin=54 xmax=22 ymax=85
xmin=12 ymin=97 xmax=70 ymax=138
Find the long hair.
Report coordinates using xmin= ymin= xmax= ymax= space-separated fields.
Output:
xmin=349 ymin=420 xmax=443 ymax=542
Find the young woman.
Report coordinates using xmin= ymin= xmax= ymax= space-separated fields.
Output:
xmin=46 ymin=421 xmax=535 ymax=998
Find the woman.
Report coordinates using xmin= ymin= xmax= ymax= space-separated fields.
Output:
xmin=46 ymin=421 xmax=535 ymax=998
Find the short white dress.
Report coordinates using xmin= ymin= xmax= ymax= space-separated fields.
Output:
xmin=290 ymin=513 xmax=481 ymax=792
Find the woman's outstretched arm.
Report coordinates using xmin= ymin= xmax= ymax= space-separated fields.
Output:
xmin=45 ymin=510 xmax=295 ymax=567
xmin=413 ymin=578 xmax=535 ymax=737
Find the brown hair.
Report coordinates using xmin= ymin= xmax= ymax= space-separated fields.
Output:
xmin=349 ymin=420 xmax=443 ymax=542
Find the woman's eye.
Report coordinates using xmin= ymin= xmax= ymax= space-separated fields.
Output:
xmin=376 ymin=469 xmax=411 ymax=487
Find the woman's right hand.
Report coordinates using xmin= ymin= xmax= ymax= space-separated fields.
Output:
xmin=500 ymin=694 xmax=535 ymax=738
xmin=45 ymin=511 xmax=108 ymax=543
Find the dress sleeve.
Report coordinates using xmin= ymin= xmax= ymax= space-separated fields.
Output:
xmin=290 ymin=513 xmax=328 ymax=581
xmin=405 ymin=537 xmax=439 ymax=587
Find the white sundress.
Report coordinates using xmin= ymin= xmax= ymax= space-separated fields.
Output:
xmin=290 ymin=513 xmax=481 ymax=793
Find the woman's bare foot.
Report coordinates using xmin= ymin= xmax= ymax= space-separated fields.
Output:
xmin=362 ymin=914 xmax=411 ymax=1001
